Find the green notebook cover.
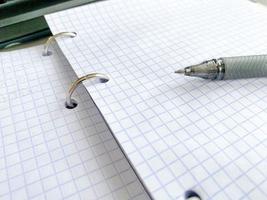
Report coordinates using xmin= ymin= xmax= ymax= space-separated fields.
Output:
xmin=0 ymin=0 xmax=101 ymax=49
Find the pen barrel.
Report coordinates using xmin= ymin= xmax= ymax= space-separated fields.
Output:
xmin=222 ymin=55 xmax=267 ymax=80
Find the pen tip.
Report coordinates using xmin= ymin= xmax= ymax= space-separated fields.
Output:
xmin=175 ymin=69 xmax=184 ymax=74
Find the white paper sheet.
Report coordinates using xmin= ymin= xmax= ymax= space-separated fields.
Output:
xmin=0 ymin=44 xmax=150 ymax=200
xmin=46 ymin=0 xmax=267 ymax=199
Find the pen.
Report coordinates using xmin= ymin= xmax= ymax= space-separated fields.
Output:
xmin=175 ymin=55 xmax=267 ymax=80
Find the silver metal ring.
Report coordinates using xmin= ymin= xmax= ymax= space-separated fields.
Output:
xmin=216 ymin=58 xmax=225 ymax=80
xmin=42 ymin=32 xmax=77 ymax=56
xmin=65 ymin=73 xmax=109 ymax=109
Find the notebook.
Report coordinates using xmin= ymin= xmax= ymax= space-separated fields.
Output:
xmin=0 ymin=44 xmax=150 ymax=200
xmin=45 ymin=0 xmax=267 ymax=199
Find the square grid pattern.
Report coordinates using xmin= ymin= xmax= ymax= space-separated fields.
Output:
xmin=0 ymin=44 xmax=150 ymax=200
xmin=46 ymin=0 xmax=267 ymax=199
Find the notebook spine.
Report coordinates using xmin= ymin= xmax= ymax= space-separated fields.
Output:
xmin=42 ymin=31 xmax=77 ymax=56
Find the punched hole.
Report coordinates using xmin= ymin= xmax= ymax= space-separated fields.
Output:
xmin=185 ymin=190 xmax=201 ymax=200
xmin=65 ymin=99 xmax=78 ymax=109
xmin=42 ymin=51 xmax=52 ymax=56
xmin=99 ymin=78 xmax=109 ymax=83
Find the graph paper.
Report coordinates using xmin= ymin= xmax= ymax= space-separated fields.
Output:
xmin=0 ymin=44 xmax=150 ymax=200
xmin=46 ymin=0 xmax=267 ymax=199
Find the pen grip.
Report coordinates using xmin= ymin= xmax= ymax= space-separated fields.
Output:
xmin=222 ymin=55 xmax=267 ymax=80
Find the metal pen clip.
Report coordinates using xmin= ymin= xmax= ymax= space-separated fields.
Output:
xmin=43 ymin=32 xmax=77 ymax=56
xmin=65 ymin=73 xmax=109 ymax=109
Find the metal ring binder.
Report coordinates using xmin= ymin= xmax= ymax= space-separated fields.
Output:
xmin=65 ymin=73 xmax=109 ymax=109
xmin=42 ymin=32 xmax=77 ymax=56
